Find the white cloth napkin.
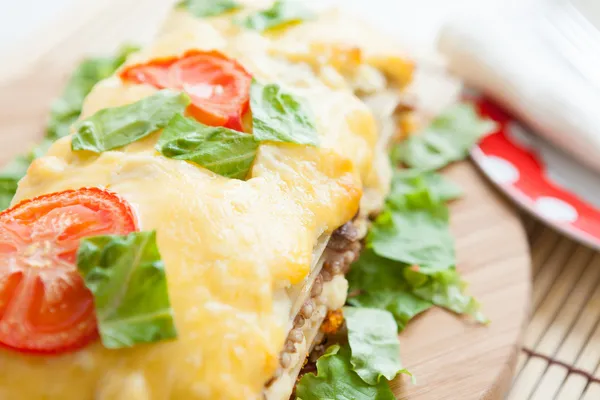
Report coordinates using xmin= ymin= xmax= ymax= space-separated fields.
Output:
xmin=438 ymin=9 xmax=600 ymax=172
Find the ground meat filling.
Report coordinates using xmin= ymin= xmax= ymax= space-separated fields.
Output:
xmin=322 ymin=222 xmax=361 ymax=280
xmin=277 ymin=221 xmax=361 ymax=370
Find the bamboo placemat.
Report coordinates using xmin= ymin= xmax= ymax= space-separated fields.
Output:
xmin=507 ymin=215 xmax=600 ymax=400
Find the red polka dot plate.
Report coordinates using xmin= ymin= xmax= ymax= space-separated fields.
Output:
xmin=471 ymin=98 xmax=600 ymax=250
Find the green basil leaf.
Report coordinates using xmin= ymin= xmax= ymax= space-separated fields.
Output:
xmin=76 ymin=231 xmax=177 ymax=349
xmin=156 ymin=114 xmax=259 ymax=179
xmin=404 ymin=267 xmax=488 ymax=323
xmin=48 ymin=44 xmax=139 ymax=141
xmin=343 ymin=307 xmax=410 ymax=385
xmin=240 ymin=0 xmax=313 ymax=32
xmin=368 ymin=207 xmax=455 ymax=270
xmin=348 ymin=291 xmax=432 ymax=332
xmin=250 ymin=80 xmax=319 ymax=146
xmin=177 ymin=0 xmax=240 ymax=17
xmin=296 ymin=345 xmax=396 ymax=400
xmin=72 ymin=90 xmax=190 ymax=153
xmin=393 ymin=103 xmax=496 ymax=170
xmin=392 ymin=169 xmax=462 ymax=203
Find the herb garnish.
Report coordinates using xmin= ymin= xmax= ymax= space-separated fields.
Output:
xmin=77 ymin=231 xmax=177 ymax=349
xmin=296 ymin=345 xmax=397 ymax=400
xmin=71 ymin=90 xmax=190 ymax=153
xmin=250 ymin=80 xmax=319 ymax=146
xmin=156 ymin=114 xmax=259 ymax=179
xmin=393 ymin=103 xmax=496 ymax=170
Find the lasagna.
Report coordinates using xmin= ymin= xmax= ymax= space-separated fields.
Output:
xmin=0 ymin=1 xmax=421 ymax=399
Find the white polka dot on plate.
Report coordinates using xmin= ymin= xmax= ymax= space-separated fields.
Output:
xmin=480 ymin=155 xmax=520 ymax=184
xmin=534 ymin=197 xmax=578 ymax=223
xmin=506 ymin=122 xmax=536 ymax=149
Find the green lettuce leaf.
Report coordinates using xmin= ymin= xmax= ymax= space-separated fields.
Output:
xmin=367 ymin=206 xmax=454 ymax=270
xmin=0 ymin=155 xmax=32 ymax=210
xmin=0 ymin=139 xmax=54 ymax=211
xmin=391 ymin=169 xmax=462 ymax=203
xmin=296 ymin=345 xmax=396 ymax=400
xmin=393 ymin=103 xmax=496 ymax=170
xmin=347 ymin=250 xmax=434 ymax=332
xmin=250 ymin=80 xmax=319 ymax=146
xmin=385 ymin=183 xmax=450 ymax=220
xmin=240 ymin=0 xmax=313 ymax=32
xmin=348 ymin=291 xmax=432 ymax=332
xmin=156 ymin=114 xmax=259 ymax=179
xmin=347 ymin=248 xmax=406 ymax=293
xmin=348 ymin=172 xmax=485 ymax=326
xmin=72 ymin=90 xmax=190 ymax=153
xmin=343 ymin=307 xmax=409 ymax=385
xmin=347 ymin=249 xmax=484 ymax=327
xmin=0 ymin=180 xmax=19 ymax=211
xmin=76 ymin=231 xmax=177 ymax=349
xmin=177 ymin=0 xmax=240 ymax=18
xmin=48 ymin=44 xmax=139 ymax=141
xmin=404 ymin=267 xmax=488 ymax=323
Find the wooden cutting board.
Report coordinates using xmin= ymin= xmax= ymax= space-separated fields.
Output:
xmin=0 ymin=1 xmax=531 ymax=399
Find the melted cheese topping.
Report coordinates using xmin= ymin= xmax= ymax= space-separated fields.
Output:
xmin=0 ymin=3 xmax=409 ymax=399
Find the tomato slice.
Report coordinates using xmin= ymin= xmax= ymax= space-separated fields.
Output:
xmin=0 ymin=188 xmax=137 ymax=354
xmin=120 ymin=50 xmax=252 ymax=131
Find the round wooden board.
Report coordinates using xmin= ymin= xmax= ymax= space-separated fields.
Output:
xmin=394 ymin=162 xmax=531 ymax=400
xmin=0 ymin=1 xmax=531 ymax=398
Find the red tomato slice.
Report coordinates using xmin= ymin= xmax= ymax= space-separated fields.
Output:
xmin=0 ymin=188 xmax=137 ymax=354
xmin=120 ymin=50 xmax=252 ymax=131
